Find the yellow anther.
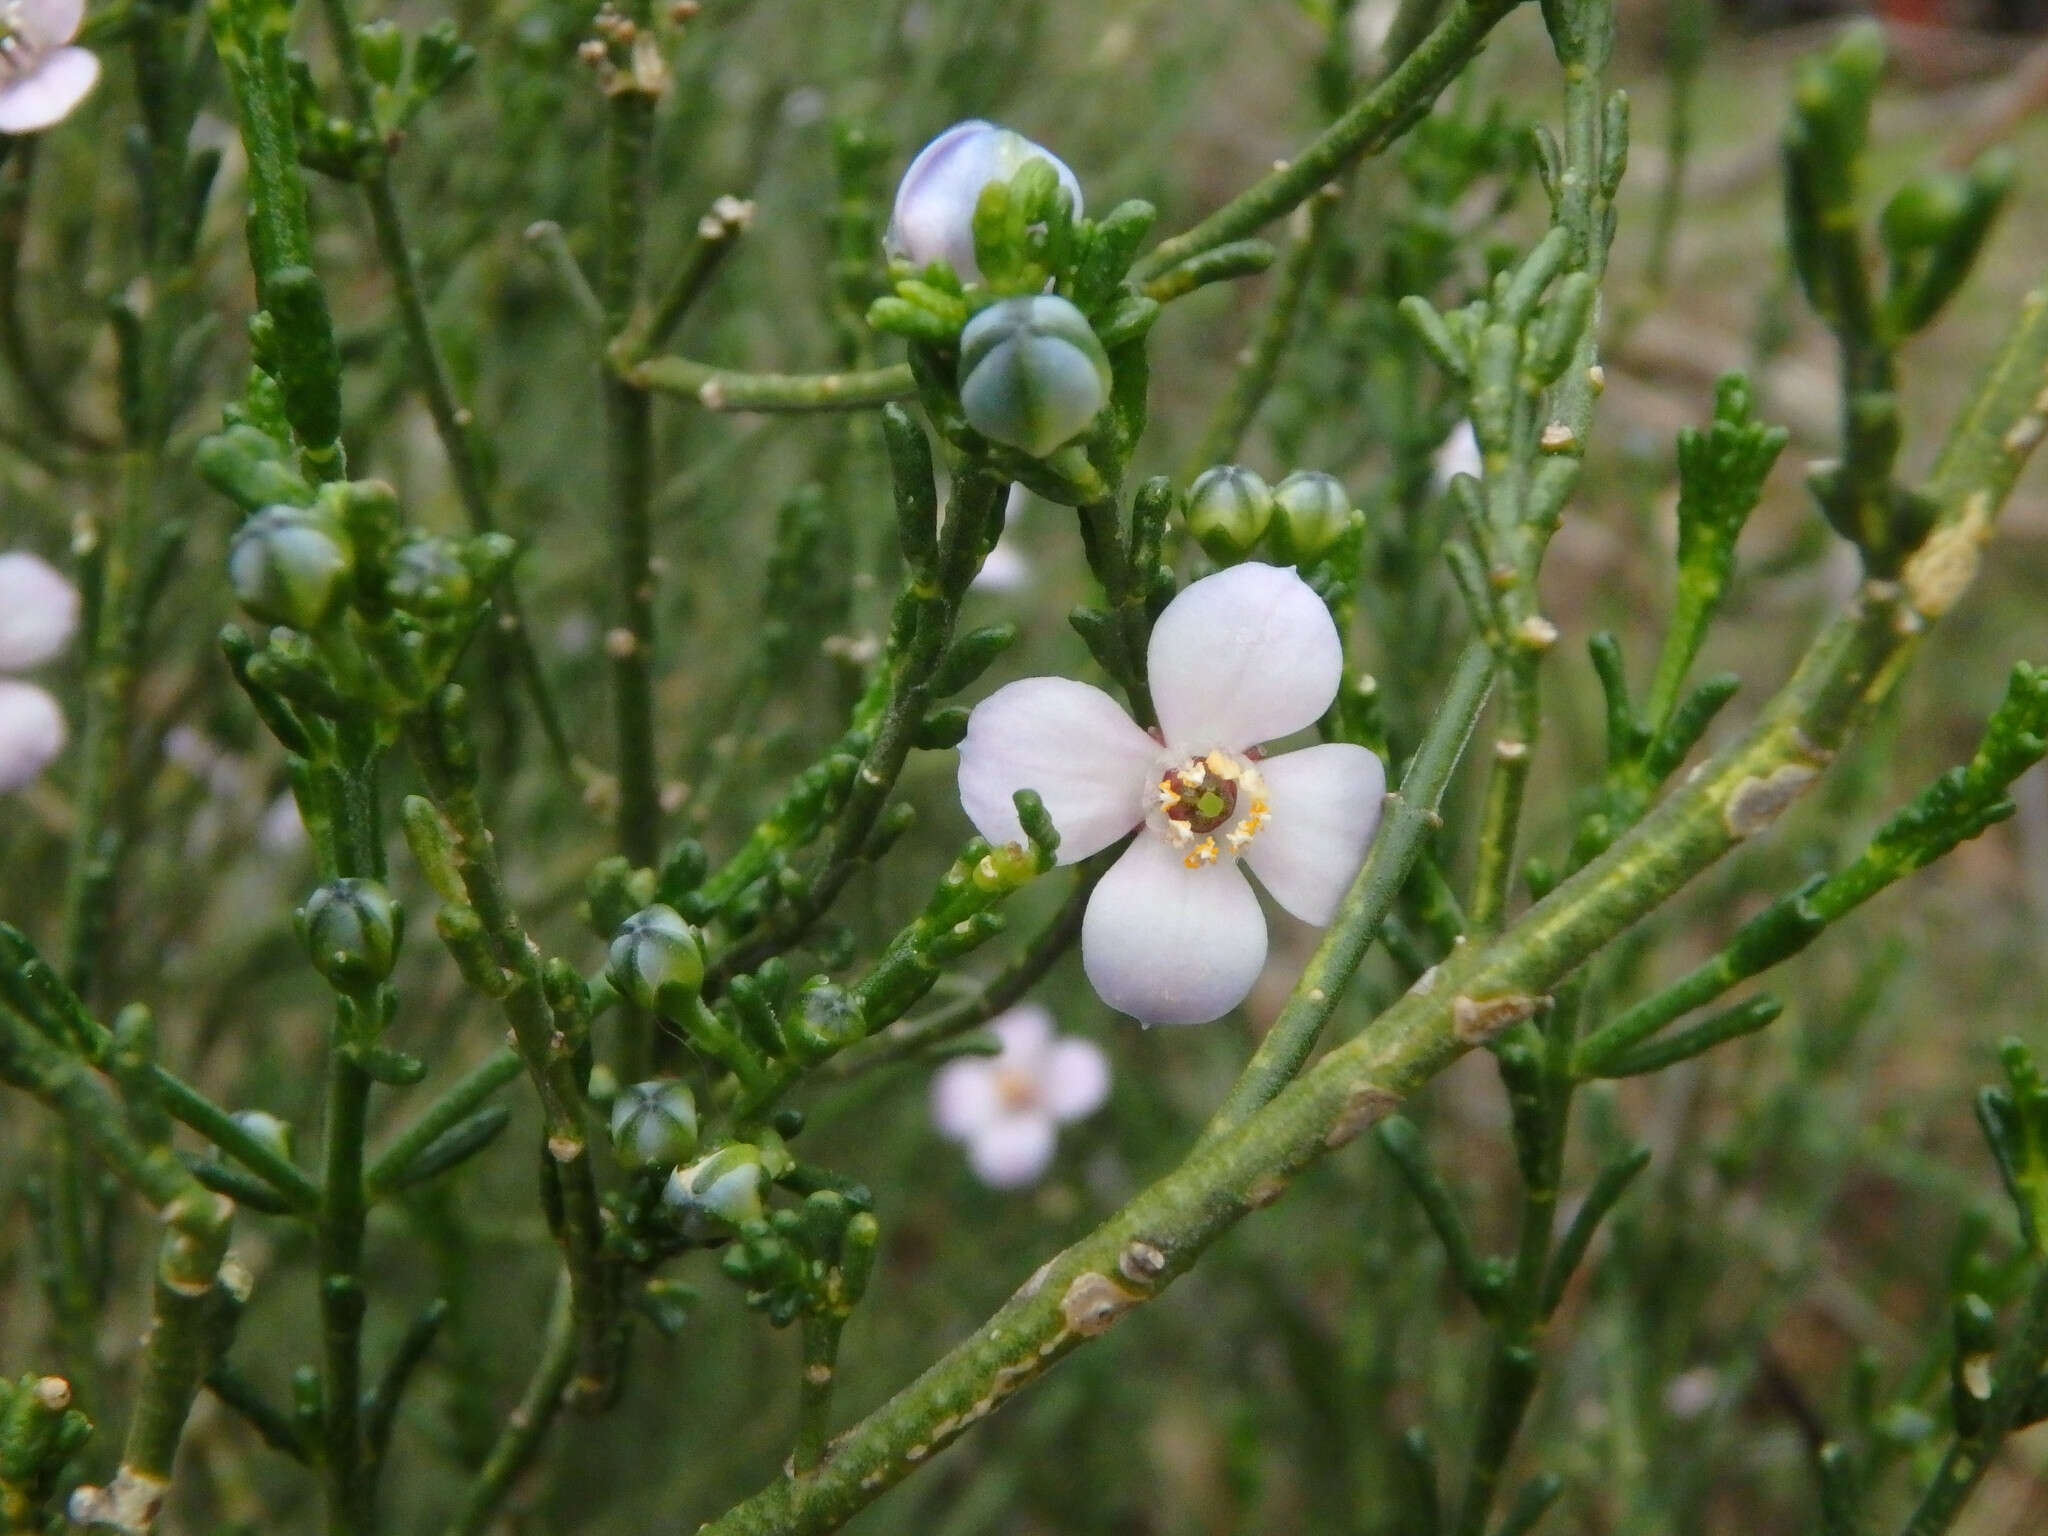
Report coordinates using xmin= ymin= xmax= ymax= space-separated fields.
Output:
xmin=1182 ymin=837 xmax=1219 ymax=869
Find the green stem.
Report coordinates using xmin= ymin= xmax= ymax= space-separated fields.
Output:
xmin=1131 ymin=0 xmax=1522 ymax=283
xmin=442 ymin=1274 xmax=575 ymax=1536
xmin=1205 ymin=639 xmax=1494 ymax=1138
xmin=629 ymin=356 xmax=913 ymax=411
xmin=365 ymin=1049 xmax=523 ymax=1199
xmin=690 ymin=282 xmax=2048 ymax=1536
xmin=1896 ymin=1257 xmax=2048 ymax=1536
xmin=312 ymin=0 xmax=571 ymax=773
xmin=794 ymin=1313 xmax=847 ymax=1474
xmin=600 ymin=28 xmax=662 ymax=876
xmin=1187 ymin=186 xmax=1340 ymax=473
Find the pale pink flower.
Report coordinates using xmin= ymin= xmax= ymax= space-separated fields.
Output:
xmin=0 ymin=550 xmax=78 ymax=670
xmin=0 ymin=548 xmax=74 ymax=791
xmin=957 ymin=563 xmax=1386 ymax=1025
xmin=0 ymin=0 xmax=102 ymax=136
xmin=930 ymin=1004 xmax=1109 ymax=1188
xmin=0 ymin=678 xmax=63 ymax=790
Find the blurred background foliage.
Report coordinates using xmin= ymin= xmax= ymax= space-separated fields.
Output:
xmin=3 ymin=0 xmax=2048 ymax=1531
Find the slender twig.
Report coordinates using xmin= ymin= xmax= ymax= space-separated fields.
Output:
xmin=443 ymin=1274 xmax=576 ymax=1536
xmin=1204 ymin=639 xmax=1494 ymax=1139
xmin=313 ymin=0 xmax=576 ymax=777
xmin=628 ymin=356 xmax=913 ymax=411
xmin=365 ymin=1049 xmax=523 ymax=1199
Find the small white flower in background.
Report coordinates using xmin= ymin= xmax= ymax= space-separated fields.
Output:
xmin=259 ymin=791 xmax=309 ymax=855
xmin=1348 ymin=0 xmax=1400 ymax=63
xmin=969 ymin=484 xmax=1037 ymax=595
xmin=887 ymin=119 xmax=1082 ymax=286
xmin=0 ymin=550 xmax=78 ymax=671
xmin=0 ymin=0 xmax=101 ymax=136
xmin=958 ymin=562 xmax=1386 ymax=1026
xmin=1432 ymin=419 xmax=1482 ymax=489
xmin=0 ymin=549 xmax=75 ymax=791
xmin=930 ymin=1004 xmax=1109 ymax=1188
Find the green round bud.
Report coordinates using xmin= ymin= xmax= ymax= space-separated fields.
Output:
xmin=792 ymin=982 xmax=865 ymax=1060
xmin=229 ymin=1110 xmax=295 ymax=1162
xmin=387 ymin=535 xmax=475 ymax=617
xmin=300 ymin=878 xmax=402 ymax=990
xmin=664 ymin=1142 xmax=766 ymax=1234
xmin=957 ymin=295 xmax=1111 ymax=457
xmin=227 ymin=504 xmax=355 ymax=630
xmin=1879 ymin=173 xmax=1968 ymax=256
xmin=586 ymin=1063 xmax=620 ymax=1109
xmin=607 ymin=904 xmax=705 ymax=1011
xmin=1184 ymin=465 xmax=1274 ymax=562
xmin=609 ymin=1079 xmax=699 ymax=1169
xmin=1272 ymin=470 xmax=1354 ymax=561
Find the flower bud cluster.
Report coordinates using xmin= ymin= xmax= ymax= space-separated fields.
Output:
xmin=1182 ymin=464 xmax=1360 ymax=565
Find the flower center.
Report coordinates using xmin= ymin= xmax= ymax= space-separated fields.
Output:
xmin=993 ymin=1064 xmax=1040 ymax=1113
xmin=1146 ymin=748 xmax=1269 ymax=870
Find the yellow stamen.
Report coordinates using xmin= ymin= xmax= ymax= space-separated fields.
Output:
xmin=1183 ymin=837 xmax=1219 ymax=869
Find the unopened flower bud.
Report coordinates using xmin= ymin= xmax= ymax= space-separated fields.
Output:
xmin=958 ymin=295 xmax=1110 ymax=457
xmin=789 ymin=983 xmax=865 ymax=1061
xmin=610 ymin=1079 xmax=699 ymax=1169
xmin=387 ymin=535 xmax=475 ymax=617
xmin=1272 ymin=470 xmax=1354 ymax=560
xmin=886 ymin=119 xmax=1083 ymax=284
xmin=1183 ymin=465 xmax=1273 ymax=563
xmin=229 ymin=1110 xmax=295 ymax=1161
xmin=607 ymin=904 xmax=704 ymax=1011
xmin=664 ymin=1142 xmax=766 ymax=1231
xmin=300 ymin=878 xmax=403 ymax=990
xmin=228 ymin=504 xmax=355 ymax=630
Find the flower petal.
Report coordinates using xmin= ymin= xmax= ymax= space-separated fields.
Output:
xmin=967 ymin=1113 xmax=1057 ymax=1188
xmin=0 ymin=551 xmax=79 ymax=670
xmin=957 ymin=677 xmax=1155 ymax=862
xmin=0 ymin=48 xmax=100 ymax=134
xmin=1038 ymin=1037 xmax=1110 ymax=1122
xmin=1243 ymin=743 xmax=1387 ymax=925
xmin=1147 ymin=562 xmax=1342 ymax=750
xmin=930 ymin=1057 xmax=999 ymax=1142
xmin=0 ymin=679 xmax=65 ymax=791
xmin=1082 ymin=837 xmax=1267 ymax=1026
xmin=24 ymin=0 xmax=85 ymax=50
xmin=988 ymin=1002 xmax=1053 ymax=1066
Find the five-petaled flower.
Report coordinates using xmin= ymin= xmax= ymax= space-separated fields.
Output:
xmin=957 ymin=562 xmax=1386 ymax=1026
xmin=930 ymin=1004 xmax=1109 ymax=1188
xmin=0 ymin=0 xmax=101 ymax=136
xmin=0 ymin=549 xmax=77 ymax=792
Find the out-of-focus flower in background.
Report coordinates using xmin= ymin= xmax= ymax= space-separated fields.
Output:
xmin=0 ymin=0 xmax=102 ymax=135
xmin=0 ymin=550 xmax=76 ymax=791
xmin=931 ymin=1003 xmax=1110 ymax=1188
xmin=1432 ymin=419 xmax=1483 ymax=488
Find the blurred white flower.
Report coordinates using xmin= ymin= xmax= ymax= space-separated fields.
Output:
xmin=0 ymin=548 xmax=74 ymax=791
xmin=930 ymin=1004 xmax=1109 ymax=1188
xmin=0 ymin=0 xmax=102 ymax=135
xmin=1432 ymin=419 xmax=1482 ymax=489
xmin=970 ymin=484 xmax=1036 ymax=595
xmin=0 ymin=550 xmax=79 ymax=670
xmin=886 ymin=120 xmax=1082 ymax=285
xmin=259 ymin=791 xmax=309 ymax=854
xmin=0 ymin=677 xmax=63 ymax=791
xmin=957 ymin=563 xmax=1386 ymax=1025
xmin=1349 ymin=0 xmax=1399 ymax=63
